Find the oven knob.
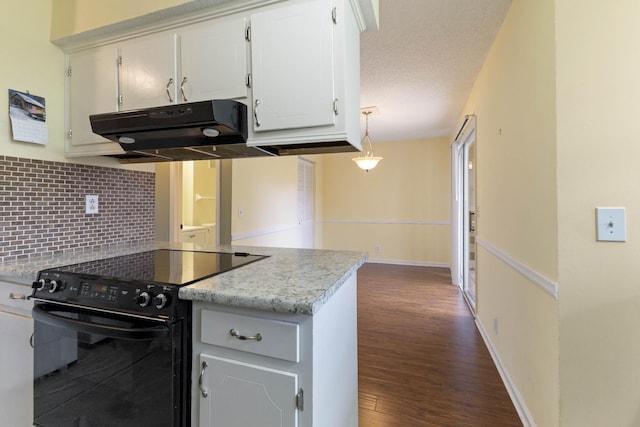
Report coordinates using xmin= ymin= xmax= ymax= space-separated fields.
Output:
xmin=32 ymin=279 xmax=46 ymax=291
xmin=136 ymin=291 xmax=151 ymax=307
xmin=153 ymin=294 xmax=170 ymax=309
xmin=48 ymin=280 xmax=60 ymax=293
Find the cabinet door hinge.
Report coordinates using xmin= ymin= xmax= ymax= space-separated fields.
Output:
xmin=66 ymin=66 xmax=72 ymax=77
xmin=67 ymin=129 xmax=72 ymax=139
xmin=246 ymin=73 xmax=252 ymax=89
xmin=332 ymin=7 xmax=337 ymax=24
xmin=119 ymin=94 xmax=124 ymax=105
xmin=296 ymin=388 xmax=304 ymax=411
xmin=118 ymin=56 xmax=123 ymax=66
xmin=245 ymin=25 xmax=251 ymax=42
xmin=333 ymin=98 xmax=339 ymax=115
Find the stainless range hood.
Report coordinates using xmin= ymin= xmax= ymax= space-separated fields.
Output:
xmin=90 ymin=99 xmax=358 ymax=163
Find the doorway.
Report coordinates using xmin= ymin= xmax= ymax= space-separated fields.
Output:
xmin=297 ymin=157 xmax=315 ymax=249
xmin=451 ymin=116 xmax=477 ymax=312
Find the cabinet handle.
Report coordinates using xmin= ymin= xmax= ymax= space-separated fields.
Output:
xmin=180 ymin=77 xmax=188 ymax=102
xmin=9 ymin=292 xmax=27 ymax=300
xmin=254 ymin=99 xmax=261 ymax=127
xmin=199 ymin=361 xmax=208 ymax=398
xmin=229 ymin=328 xmax=262 ymax=341
xmin=29 ymin=333 xmax=34 ymax=349
xmin=166 ymin=78 xmax=174 ymax=103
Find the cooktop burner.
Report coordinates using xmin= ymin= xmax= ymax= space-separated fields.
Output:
xmin=49 ymin=249 xmax=268 ymax=286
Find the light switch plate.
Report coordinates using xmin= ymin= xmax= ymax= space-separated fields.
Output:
xmin=596 ymin=207 xmax=625 ymax=242
xmin=86 ymin=195 xmax=99 ymax=214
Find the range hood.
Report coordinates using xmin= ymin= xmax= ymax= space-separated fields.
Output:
xmin=90 ymin=100 xmax=358 ymax=163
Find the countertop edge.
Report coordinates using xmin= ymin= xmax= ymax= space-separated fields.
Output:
xmin=0 ymin=242 xmax=369 ymax=315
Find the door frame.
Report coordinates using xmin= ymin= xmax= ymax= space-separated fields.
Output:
xmin=451 ymin=115 xmax=477 ymax=312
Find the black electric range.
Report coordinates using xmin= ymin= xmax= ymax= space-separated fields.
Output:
xmin=31 ymin=249 xmax=267 ymax=427
xmin=32 ymin=249 xmax=268 ymax=320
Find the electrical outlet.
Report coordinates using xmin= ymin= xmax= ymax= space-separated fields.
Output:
xmin=375 ymin=245 xmax=381 ymax=253
xmin=86 ymin=195 xmax=99 ymax=214
xmin=238 ymin=208 xmax=244 ymax=218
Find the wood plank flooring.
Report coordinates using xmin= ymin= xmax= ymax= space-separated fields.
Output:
xmin=357 ymin=263 xmax=522 ymax=426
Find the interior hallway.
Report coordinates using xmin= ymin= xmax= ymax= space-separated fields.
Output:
xmin=357 ymin=263 xmax=522 ymax=426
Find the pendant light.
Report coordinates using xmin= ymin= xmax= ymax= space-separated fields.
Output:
xmin=352 ymin=109 xmax=382 ymax=171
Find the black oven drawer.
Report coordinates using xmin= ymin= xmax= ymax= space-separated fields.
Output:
xmin=32 ymin=302 xmax=188 ymax=427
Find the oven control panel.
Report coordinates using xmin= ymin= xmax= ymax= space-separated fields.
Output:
xmin=32 ymin=270 xmax=181 ymax=319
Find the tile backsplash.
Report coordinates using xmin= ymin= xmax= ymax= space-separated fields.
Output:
xmin=0 ymin=156 xmax=154 ymax=262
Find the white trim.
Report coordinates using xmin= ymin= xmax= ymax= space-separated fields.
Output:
xmin=476 ymin=318 xmax=536 ymax=427
xmin=323 ymin=219 xmax=450 ymax=225
xmin=365 ymin=259 xmax=450 ymax=269
xmin=477 ymin=238 xmax=558 ymax=300
xmin=232 ymin=224 xmax=298 ymax=242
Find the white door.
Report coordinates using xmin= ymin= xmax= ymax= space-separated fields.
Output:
xmin=451 ymin=116 xmax=477 ymax=312
xmin=297 ymin=158 xmax=315 ymax=248
xmin=67 ymin=46 xmax=120 ymax=147
xmin=180 ymin=18 xmax=248 ymax=102
xmin=250 ymin=0 xmax=335 ymax=132
xmin=119 ymin=32 xmax=176 ymax=109
xmin=0 ymin=311 xmax=33 ymax=427
xmin=199 ymin=354 xmax=298 ymax=427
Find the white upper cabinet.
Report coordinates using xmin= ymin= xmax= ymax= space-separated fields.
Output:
xmin=180 ymin=18 xmax=248 ymax=102
xmin=120 ymin=17 xmax=248 ymax=110
xmin=66 ymin=46 xmax=121 ymax=155
xmin=250 ymin=0 xmax=335 ymax=132
xmin=62 ymin=0 xmax=364 ymax=158
xmin=119 ymin=32 xmax=177 ymax=110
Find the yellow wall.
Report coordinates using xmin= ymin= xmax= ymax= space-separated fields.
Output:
xmin=556 ymin=1 xmax=640 ymax=425
xmin=459 ymin=0 xmax=560 ymax=425
xmin=51 ymin=0 xmax=190 ymax=40
xmin=231 ymin=156 xmax=297 ymax=247
xmin=322 ymin=138 xmax=450 ymax=265
xmin=0 ymin=1 xmax=67 ymax=163
xmin=193 ymin=160 xmax=217 ymax=226
xmin=181 ymin=160 xmax=218 ymax=226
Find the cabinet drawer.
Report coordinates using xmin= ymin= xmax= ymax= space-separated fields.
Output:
xmin=201 ymin=310 xmax=299 ymax=362
xmin=0 ymin=281 xmax=34 ymax=317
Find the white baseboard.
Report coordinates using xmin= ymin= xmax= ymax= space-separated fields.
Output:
xmin=365 ymin=258 xmax=450 ymax=269
xmin=475 ymin=318 xmax=536 ymax=427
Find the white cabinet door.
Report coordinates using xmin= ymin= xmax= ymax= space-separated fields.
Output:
xmin=199 ymin=354 xmax=298 ymax=427
xmin=66 ymin=46 xmax=121 ymax=151
xmin=0 ymin=311 xmax=33 ymax=427
xmin=119 ymin=32 xmax=177 ymax=110
xmin=251 ymin=0 xmax=335 ymax=132
xmin=180 ymin=18 xmax=248 ymax=102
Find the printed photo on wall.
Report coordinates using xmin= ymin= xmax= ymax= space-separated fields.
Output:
xmin=8 ymin=89 xmax=48 ymax=145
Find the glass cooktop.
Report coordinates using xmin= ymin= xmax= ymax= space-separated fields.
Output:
xmin=48 ymin=249 xmax=268 ymax=286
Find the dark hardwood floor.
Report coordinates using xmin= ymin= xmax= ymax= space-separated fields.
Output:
xmin=357 ymin=263 xmax=522 ymax=426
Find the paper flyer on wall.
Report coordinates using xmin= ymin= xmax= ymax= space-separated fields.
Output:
xmin=8 ymin=89 xmax=48 ymax=145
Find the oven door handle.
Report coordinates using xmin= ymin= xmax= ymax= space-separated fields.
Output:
xmin=32 ymin=304 xmax=170 ymax=340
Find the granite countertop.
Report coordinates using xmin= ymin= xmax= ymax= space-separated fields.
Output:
xmin=0 ymin=242 xmax=367 ymax=315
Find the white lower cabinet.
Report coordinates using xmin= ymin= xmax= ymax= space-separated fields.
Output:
xmin=182 ymin=227 xmax=208 ymax=244
xmin=199 ymin=354 xmax=298 ymax=427
xmin=191 ymin=272 xmax=359 ymax=427
xmin=0 ymin=281 xmax=33 ymax=427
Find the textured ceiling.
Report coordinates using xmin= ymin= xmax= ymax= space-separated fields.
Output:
xmin=359 ymin=0 xmax=512 ymax=142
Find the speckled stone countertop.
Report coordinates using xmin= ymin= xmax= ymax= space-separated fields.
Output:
xmin=0 ymin=242 xmax=367 ymax=315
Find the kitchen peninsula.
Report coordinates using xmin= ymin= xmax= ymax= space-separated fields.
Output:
xmin=0 ymin=242 xmax=366 ymax=427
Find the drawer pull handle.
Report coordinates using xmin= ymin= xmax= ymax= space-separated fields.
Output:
xmin=199 ymin=361 xmax=208 ymax=398
xmin=9 ymin=293 xmax=27 ymax=300
xmin=230 ymin=328 xmax=262 ymax=341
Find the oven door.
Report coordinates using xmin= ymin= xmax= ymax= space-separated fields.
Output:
xmin=32 ymin=302 xmax=187 ymax=427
